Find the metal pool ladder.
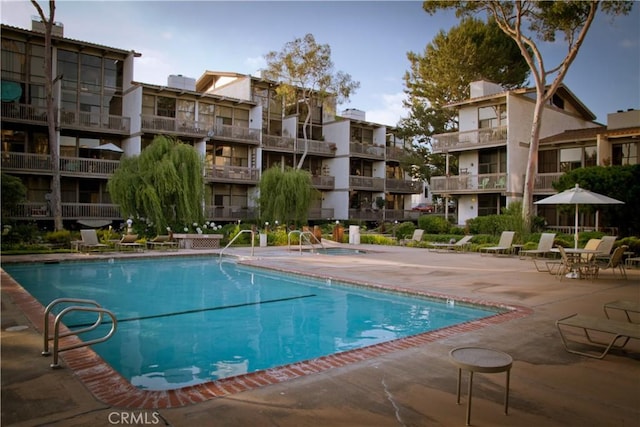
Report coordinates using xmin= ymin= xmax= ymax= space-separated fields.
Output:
xmin=42 ymin=298 xmax=117 ymax=368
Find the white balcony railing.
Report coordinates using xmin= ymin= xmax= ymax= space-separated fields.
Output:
xmin=431 ymin=126 xmax=507 ymax=153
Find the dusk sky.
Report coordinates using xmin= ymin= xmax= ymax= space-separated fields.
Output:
xmin=2 ymin=1 xmax=639 ymax=126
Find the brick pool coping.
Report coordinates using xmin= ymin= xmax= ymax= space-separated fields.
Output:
xmin=2 ymin=267 xmax=532 ymax=409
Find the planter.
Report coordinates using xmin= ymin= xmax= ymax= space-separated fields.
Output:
xmin=171 ymin=233 xmax=223 ymax=249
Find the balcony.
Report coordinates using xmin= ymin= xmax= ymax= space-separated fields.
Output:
xmin=7 ymin=202 xmax=122 ymax=221
xmin=311 ymin=175 xmax=335 ymax=190
xmin=60 ymin=110 xmax=131 ymax=134
xmin=204 ymin=165 xmax=259 ymax=183
xmin=211 ymin=123 xmax=260 ymax=145
xmin=141 ymin=115 xmax=210 ymax=138
xmin=431 ymin=126 xmax=507 ymax=153
xmin=262 ymin=135 xmax=336 ymax=156
xmin=430 ymin=173 xmax=507 ymax=194
xmin=1 ymin=152 xmax=119 ymax=178
xmin=1 ymin=103 xmax=48 ymax=124
xmin=262 ymin=134 xmax=295 ymax=151
xmin=534 ymin=172 xmax=563 ymax=194
xmin=296 ymin=138 xmax=337 ymax=156
xmin=204 ymin=206 xmax=258 ymax=221
xmin=386 ymin=146 xmax=405 ymax=162
xmin=350 ymin=143 xmax=385 ymax=159
xmin=349 ymin=176 xmax=385 ymax=191
xmin=385 ymin=178 xmax=422 ymax=194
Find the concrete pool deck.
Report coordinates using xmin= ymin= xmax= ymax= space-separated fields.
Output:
xmin=2 ymin=244 xmax=639 ymax=426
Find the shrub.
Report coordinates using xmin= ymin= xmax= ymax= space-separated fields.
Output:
xmin=44 ymin=230 xmax=72 ymax=246
xmin=617 ymin=236 xmax=640 ymax=254
xmin=395 ymin=221 xmax=416 ymax=240
xmin=360 ymin=234 xmax=396 ymax=245
xmin=418 ymin=215 xmax=450 ymax=234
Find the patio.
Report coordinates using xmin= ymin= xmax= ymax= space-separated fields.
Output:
xmin=2 ymin=244 xmax=639 ymax=426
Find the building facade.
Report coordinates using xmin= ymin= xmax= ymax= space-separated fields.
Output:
xmin=1 ymin=22 xmax=421 ymax=229
xmin=429 ymin=80 xmax=639 ymax=227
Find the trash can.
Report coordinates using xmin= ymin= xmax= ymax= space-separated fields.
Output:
xmin=333 ymin=225 xmax=344 ymax=242
xmin=259 ymin=233 xmax=267 ymax=247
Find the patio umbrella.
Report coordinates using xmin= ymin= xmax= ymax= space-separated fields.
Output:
xmin=535 ymin=184 xmax=624 ymax=249
xmin=92 ymin=143 xmax=123 ymax=153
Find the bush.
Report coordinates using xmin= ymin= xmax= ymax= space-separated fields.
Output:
xmin=395 ymin=221 xmax=416 ymax=240
xmin=418 ymin=215 xmax=450 ymax=234
xmin=44 ymin=230 xmax=72 ymax=246
xmin=617 ymin=236 xmax=640 ymax=254
xmin=360 ymin=234 xmax=396 ymax=245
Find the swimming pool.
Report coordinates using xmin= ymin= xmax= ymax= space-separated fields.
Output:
xmin=3 ymin=257 xmax=500 ymax=391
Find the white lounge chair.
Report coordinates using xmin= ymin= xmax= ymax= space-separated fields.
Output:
xmin=399 ymin=229 xmax=424 ymax=246
xmin=428 ymin=235 xmax=473 ymax=252
xmin=480 ymin=231 xmax=515 ymax=256
xmin=556 ymin=313 xmax=640 ymax=359
xmin=521 ymin=233 xmax=556 ymax=271
xmin=146 ymin=235 xmax=178 ymax=250
xmin=594 ymin=236 xmax=617 ymax=263
xmin=115 ymin=234 xmax=143 ymax=251
xmin=79 ymin=229 xmax=108 ymax=252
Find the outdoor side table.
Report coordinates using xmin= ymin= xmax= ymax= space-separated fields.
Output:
xmin=449 ymin=347 xmax=513 ymax=426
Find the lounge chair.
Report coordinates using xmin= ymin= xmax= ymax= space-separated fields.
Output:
xmin=115 ymin=234 xmax=143 ymax=251
xmin=480 ymin=231 xmax=515 ymax=256
xmin=593 ymin=245 xmax=628 ymax=279
xmin=428 ymin=235 xmax=473 ymax=252
xmin=556 ymin=313 xmax=640 ymax=359
xmin=520 ymin=233 xmax=556 ymax=270
xmin=147 ymin=235 xmax=178 ymax=250
xmin=79 ymin=229 xmax=108 ymax=252
xmin=399 ymin=229 xmax=424 ymax=246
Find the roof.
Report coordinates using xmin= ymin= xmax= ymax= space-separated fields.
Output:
xmin=446 ymin=83 xmax=596 ymax=121
xmin=133 ymin=81 xmax=255 ymax=106
xmin=0 ymin=23 xmax=140 ymax=57
xmin=540 ymin=125 xmax=640 ymax=144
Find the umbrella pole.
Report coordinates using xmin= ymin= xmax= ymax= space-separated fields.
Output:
xmin=574 ymin=205 xmax=579 ymax=249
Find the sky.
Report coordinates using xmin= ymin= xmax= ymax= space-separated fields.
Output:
xmin=1 ymin=0 xmax=639 ymax=126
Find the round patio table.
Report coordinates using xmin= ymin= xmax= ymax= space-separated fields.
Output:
xmin=449 ymin=346 xmax=513 ymax=426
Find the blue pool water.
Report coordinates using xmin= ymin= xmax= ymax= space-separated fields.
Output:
xmin=4 ymin=257 xmax=498 ymax=391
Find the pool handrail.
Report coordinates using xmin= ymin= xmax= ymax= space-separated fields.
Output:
xmin=42 ymin=298 xmax=117 ymax=368
xmin=288 ymin=230 xmax=325 ymax=254
xmin=219 ymin=229 xmax=255 ymax=261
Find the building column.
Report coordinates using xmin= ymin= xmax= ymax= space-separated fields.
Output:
xmin=596 ymin=133 xmax=611 ymax=165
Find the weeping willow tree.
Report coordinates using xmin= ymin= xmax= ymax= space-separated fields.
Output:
xmin=108 ymin=136 xmax=204 ymax=233
xmin=258 ymin=166 xmax=318 ymax=226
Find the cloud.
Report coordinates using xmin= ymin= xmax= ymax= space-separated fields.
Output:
xmin=365 ymin=92 xmax=408 ymax=127
xmin=245 ymin=55 xmax=266 ymax=75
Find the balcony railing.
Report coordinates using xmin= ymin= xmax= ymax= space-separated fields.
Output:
xmin=204 ymin=165 xmax=259 ymax=183
xmin=349 ymin=176 xmax=385 ymax=191
xmin=430 ymin=173 xmax=507 ymax=194
xmin=262 ymin=135 xmax=336 ymax=156
xmin=1 ymin=152 xmax=119 ymax=177
xmin=386 ymin=146 xmax=406 ymax=162
xmin=295 ymin=138 xmax=337 ymax=156
xmin=262 ymin=134 xmax=295 ymax=151
xmin=534 ymin=172 xmax=563 ymax=193
xmin=385 ymin=178 xmax=422 ymax=193
xmin=431 ymin=126 xmax=507 ymax=153
xmin=211 ymin=123 xmax=260 ymax=144
xmin=7 ymin=203 xmax=122 ymax=220
xmin=141 ymin=115 xmax=210 ymax=138
xmin=60 ymin=110 xmax=130 ymax=133
xmin=204 ymin=206 xmax=258 ymax=221
xmin=1 ymin=103 xmax=48 ymax=124
xmin=311 ymin=175 xmax=335 ymax=189
xmin=350 ymin=143 xmax=385 ymax=159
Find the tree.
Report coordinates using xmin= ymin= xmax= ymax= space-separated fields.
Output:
xmin=400 ymin=17 xmax=530 ymax=182
xmin=107 ymin=136 xmax=204 ymax=234
xmin=1 ymin=173 xmax=27 ymax=222
xmin=554 ymin=165 xmax=639 ymax=236
xmin=31 ymin=0 xmax=62 ymax=230
xmin=262 ymin=34 xmax=360 ymax=169
xmin=258 ymin=166 xmax=318 ymax=226
xmin=422 ymin=0 xmax=634 ymax=229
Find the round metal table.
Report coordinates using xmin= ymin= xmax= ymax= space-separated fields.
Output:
xmin=449 ymin=347 xmax=513 ymax=426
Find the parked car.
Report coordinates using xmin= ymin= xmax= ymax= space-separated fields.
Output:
xmin=412 ymin=203 xmax=435 ymax=213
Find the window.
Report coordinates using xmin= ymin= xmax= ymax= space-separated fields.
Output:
xmin=478 ymin=148 xmax=506 ymax=174
xmin=613 ymin=142 xmax=638 ymax=165
xmin=157 ymin=96 xmax=176 ymax=118
xmin=216 ymin=106 xmax=232 ymax=126
xmin=80 ymin=53 xmax=102 ymax=93
xmin=560 ymin=147 xmax=583 ymax=172
xmin=1 ymin=39 xmax=26 ymax=81
xmin=177 ymin=99 xmax=195 ymax=122
xmin=214 ymin=145 xmax=248 ymax=167
xmin=58 ymin=50 xmax=78 ymax=90
xmin=198 ymin=102 xmax=215 ymax=127
xmin=478 ymin=194 xmax=504 ymax=216
xmin=538 ymin=150 xmax=558 ymax=173
xmin=478 ymin=104 xmax=506 ymax=129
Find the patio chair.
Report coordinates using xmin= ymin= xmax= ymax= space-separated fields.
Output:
xmin=79 ymin=229 xmax=108 ymax=252
xmin=521 ymin=233 xmax=556 ymax=270
xmin=580 ymin=238 xmax=602 ymax=264
xmin=146 ymin=234 xmax=178 ymax=250
xmin=480 ymin=231 xmax=515 ymax=256
xmin=115 ymin=234 xmax=143 ymax=251
xmin=593 ymin=245 xmax=628 ymax=279
xmin=556 ymin=313 xmax=640 ymax=359
xmin=594 ymin=236 xmax=617 ymax=263
xmin=428 ymin=235 xmax=473 ymax=252
xmin=546 ymin=246 xmax=594 ymax=280
xmin=478 ymin=177 xmax=490 ymax=189
xmin=399 ymin=229 xmax=424 ymax=246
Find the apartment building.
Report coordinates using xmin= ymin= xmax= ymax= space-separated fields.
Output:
xmin=429 ymin=80 xmax=611 ymax=226
xmin=1 ymin=21 xmax=420 ymax=229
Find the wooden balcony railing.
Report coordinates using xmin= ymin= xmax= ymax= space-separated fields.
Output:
xmin=7 ymin=203 xmax=122 ymax=220
xmin=204 ymin=206 xmax=258 ymax=221
xmin=430 ymin=173 xmax=507 ymax=194
xmin=262 ymin=134 xmax=295 ymax=151
xmin=431 ymin=126 xmax=507 ymax=153
xmin=295 ymin=138 xmax=337 ymax=156
xmin=140 ymin=115 xmax=211 ymax=138
xmin=211 ymin=123 xmax=260 ymax=144
xmin=349 ymin=176 xmax=385 ymax=191
xmin=386 ymin=146 xmax=406 ymax=162
xmin=311 ymin=175 xmax=335 ymax=189
xmin=60 ymin=110 xmax=130 ymax=133
xmin=350 ymin=143 xmax=385 ymax=159
xmin=385 ymin=178 xmax=422 ymax=193
xmin=204 ymin=165 xmax=259 ymax=183
xmin=1 ymin=152 xmax=119 ymax=177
